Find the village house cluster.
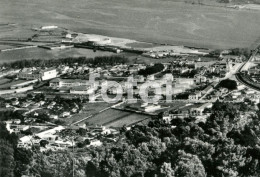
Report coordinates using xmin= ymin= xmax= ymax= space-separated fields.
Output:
xmin=1 ymin=47 xmax=258 ymax=151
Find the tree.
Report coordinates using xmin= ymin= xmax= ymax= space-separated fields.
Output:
xmin=160 ymin=162 xmax=175 ymax=177
xmin=40 ymin=140 xmax=49 ymax=147
xmin=173 ymin=150 xmax=206 ymax=177
xmin=0 ymin=139 xmax=15 ymax=177
xmin=77 ymin=128 xmax=87 ymax=136
xmin=218 ymin=79 xmax=237 ymax=90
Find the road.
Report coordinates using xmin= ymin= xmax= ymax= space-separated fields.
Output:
xmin=235 ymin=47 xmax=260 ymax=91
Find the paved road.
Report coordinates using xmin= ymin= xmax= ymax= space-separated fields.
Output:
xmin=235 ymin=47 xmax=260 ymax=91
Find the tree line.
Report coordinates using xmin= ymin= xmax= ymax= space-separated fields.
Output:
xmin=1 ymin=56 xmax=128 ymax=69
xmin=4 ymin=101 xmax=260 ymax=177
xmin=138 ymin=63 xmax=164 ymax=76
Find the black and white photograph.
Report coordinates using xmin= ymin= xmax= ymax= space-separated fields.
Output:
xmin=1 ymin=0 xmax=260 ymax=177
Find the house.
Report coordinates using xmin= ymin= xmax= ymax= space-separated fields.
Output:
xmin=90 ymin=139 xmax=102 ymax=147
xmin=189 ymin=91 xmax=201 ymax=101
xmin=245 ymin=89 xmax=255 ymax=95
xmin=163 ymin=73 xmax=174 ymax=82
xmin=61 ymin=112 xmax=70 ymax=118
xmin=5 ymin=119 xmax=21 ymax=124
xmin=162 ymin=116 xmax=172 ymax=124
xmin=50 ymin=115 xmax=58 ymax=119
xmin=147 ymin=75 xmax=155 ymax=81
xmin=12 ymin=100 xmax=19 ymax=106
xmin=71 ymin=108 xmax=78 ymax=113
xmin=194 ymin=74 xmax=207 ymax=84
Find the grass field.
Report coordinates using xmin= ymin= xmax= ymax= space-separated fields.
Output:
xmin=0 ymin=78 xmax=11 ymax=85
xmin=0 ymin=47 xmax=116 ymax=64
xmin=0 ymin=79 xmax=24 ymax=89
xmin=64 ymin=102 xmax=111 ymax=125
xmin=85 ymin=109 xmax=149 ymax=127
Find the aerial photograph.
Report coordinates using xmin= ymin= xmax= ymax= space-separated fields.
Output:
xmin=1 ymin=0 xmax=260 ymax=177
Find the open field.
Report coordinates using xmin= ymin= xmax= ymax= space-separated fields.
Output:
xmin=85 ymin=109 xmax=150 ymax=127
xmin=0 ymin=47 xmax=116 ymax=64
xmin=0 ymin=78 xmax=11 ymax=85
xmin=105 ymin=113 xmax=151 ymax=127
xmin=0 ymin=79 xmax=25 ymax=89
xmin=63 ymin=102 xmax=112 ymax=125
xmin=1 ymin=0 xmax=260 ymax=51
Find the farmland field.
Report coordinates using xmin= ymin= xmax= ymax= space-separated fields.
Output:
xmin=0 ymin=79 xmax=25 ymax=89
xmin=1 ymin=0 xmax=260 ymax=51
xmin=85 ymin=109 xmax=150 ymax=127
xmin=0 ymin=78 xmax=11 ymax=85
xmin=64 ymin=102 xmax=112 ymax=125
xmin=0 ymin=47 xmax=116 ymax=64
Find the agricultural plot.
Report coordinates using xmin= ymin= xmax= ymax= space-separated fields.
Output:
xmin=63 ymin=102 xmax=111 ymax=125
xmin=85 ymin=109 xmax=149 ymax=127
xmin=0 ymin=79 xmax=25 ymax=89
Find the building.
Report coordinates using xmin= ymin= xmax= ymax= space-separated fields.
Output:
xmin=143 ymin=104 xmax=161 ymax=112
xmin=50 ymin=78 xmax=98 ymax=88
xmin=202 ymin=85 xmax=214 ymax=95
xmin=18 ymin=68 xmax=57 ymax=81
xmin=147 ymin=75 xmax=155 ymax=81
xmin=169 ymin=103 xmax=212 ymax=119
xmin=127 ymin=75 xmax=145 ymax=83
xmin=7 ymin=124 xmax=29 ymax=134
xmin=40 ymin=26 xmax=58 ymax=30
xmin=61 ymin=112 xmax=70 ymax=118
xmin=5 ymin=119 xmax=21 ymax=124
xmin=163 ymin=73 xmax=174 ymax=82
xmin=189 ymin=91 xmax=202 ymax=101
xmin=175 ymin=78 xmax=194 ymax=85
xmin=194 ymin=74 xmax=207 ymax=84
xmin=190 ymin=103 xmax=213 ymax=116
xmin=70 ymin=86 xmax=95 ymax=95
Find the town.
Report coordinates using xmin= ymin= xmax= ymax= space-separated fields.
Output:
xmin=1 ymin=30 xmax=260 ymax=153
xmin=2 ymin=0 xmax=260 ymax=175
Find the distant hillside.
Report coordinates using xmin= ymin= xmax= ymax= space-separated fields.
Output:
xmin=181 ymin=0 xmax=260 ymax=5
xmin=218 ymin=0 xmax=260 ymax=4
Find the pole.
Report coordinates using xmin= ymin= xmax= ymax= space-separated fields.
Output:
xmin=72 ymin=139 xmax=74 ymax=177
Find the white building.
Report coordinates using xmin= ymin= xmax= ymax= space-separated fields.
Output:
xmin=144 ymin=104 xmax=161 ymax=112
xmin=50 ymin=78 xmax=98 ymax=88
xmin=40 ymin=26 xmax=58 ymax=30
xmin=70 ymin=86 xmax=95 ymax=95
xmin=176 ymin=78 xmax=194 ymax=85
xmin=18 ymin=68 xmax=57 ymax=81
xmin=163 ymin=73 xmax=174 ymax=82
xmin=189 ymin=91 xmax=202 ymax=101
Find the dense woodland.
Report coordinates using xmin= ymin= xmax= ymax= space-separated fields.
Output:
xmin=0 ymin=56 xmax=128 ymax=69
xmin=138 ymin=63 xmax=164 ymax=76
xmin=1 ymin=101 xmax=260 ymax=177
